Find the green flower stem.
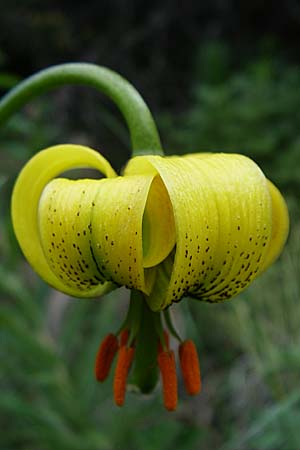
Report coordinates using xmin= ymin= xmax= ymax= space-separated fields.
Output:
xmin=0 ymin=63 xmax=163 ymax=157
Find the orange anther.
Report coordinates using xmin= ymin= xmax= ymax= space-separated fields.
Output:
xmin=179 ymin=339 xmax=201 ymax=395
xmin=157 ymin=350 xmax=178 ymax=411
xmin=119 ymin=328 xmax=130 ymax=346
xmin=113 ymin=345 xmax=135 ymax=407
xmin=158 ymin=330 xmax=170 ymax=354
xmin=94 ymin=333 xmax=119 ymax=382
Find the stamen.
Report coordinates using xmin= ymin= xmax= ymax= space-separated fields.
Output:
xmin=157 ymin=350 xmax=178 ymax=411
xmin=94 ymin=333 xmax=119 ymax=382
xmin=119 ymin=328 xmax=129 ymax=346
xmin=158 ymin=330 xmax=170 ymax=353
xmin=179 ymin=339 xmax=201 ymax=395
xmin=113 ymin=345 xmax=135 ymax=406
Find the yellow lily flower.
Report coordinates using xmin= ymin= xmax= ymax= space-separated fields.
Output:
xmin=12 ymin=144 xmax=289 ymax=309
xmin=11 ymin=144 xmax=289 ymax=408
xmin=2 ymin=63 xmax=289 ymax=411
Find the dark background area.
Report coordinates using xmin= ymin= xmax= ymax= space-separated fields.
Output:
xmin=2 ymin=1 xmax=300 ymax=106
xmin=1 ymin=2 xmax=300 ymax=450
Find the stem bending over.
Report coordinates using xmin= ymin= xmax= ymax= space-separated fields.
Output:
xmin=0 ymin=63 xmax=163 ymax=157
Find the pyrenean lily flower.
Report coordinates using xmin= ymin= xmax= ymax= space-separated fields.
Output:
xmin=1 ymin=64 xmax=289 ymax=411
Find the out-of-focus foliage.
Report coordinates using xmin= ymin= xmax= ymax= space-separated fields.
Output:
xmin=161 ymin=46 xmax=300 ymax=197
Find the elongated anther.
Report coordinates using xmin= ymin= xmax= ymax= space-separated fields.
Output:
xmin=179 ymin=340 xmax=201 ymax=395
xmin=94 ymin=333 xmax=119 ymax=382
xmin=113 ymin=345 xmax=135 ymax=406
xmin=157 ymin=350 xmax=178 ymax=411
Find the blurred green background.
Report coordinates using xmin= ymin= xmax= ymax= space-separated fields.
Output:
xmin=1 ymin=1 xmax=300 ymax=449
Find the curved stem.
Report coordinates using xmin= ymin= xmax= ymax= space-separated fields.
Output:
xmin=0 ymin=63 xmax=163 ymax=157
